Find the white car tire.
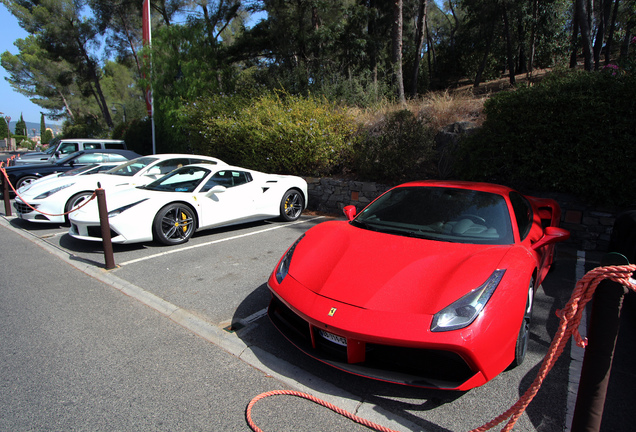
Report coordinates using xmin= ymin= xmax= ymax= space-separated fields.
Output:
xmin=279 ymin=189 xmax=304 ymax=222
xmin=65 ymin=192 xmax=93 ymax=223
xmin=153 ymin=203 xmax=197 ymax=245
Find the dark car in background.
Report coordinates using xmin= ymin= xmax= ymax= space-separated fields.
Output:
xmin=11 ymin=139 xmax=128 ymax=165
xmin=1 ymin=149 xmax=142 ymax=194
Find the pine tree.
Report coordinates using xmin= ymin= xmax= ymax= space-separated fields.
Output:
xmin=0 ymin=117 xmax=8 ymax=140
xmin=14 ymin=113 xmax=27 ymax=137
xmin=40 ymin=113 xmax=46 ymax=140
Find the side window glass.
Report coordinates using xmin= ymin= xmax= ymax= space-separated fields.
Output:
xmin=59 ymin=143 xmax=79 ymax=154
xmin=201 ymin=170 xmax=253 ymax=192
xmin=75 ymin=153 xmax=106 ymax=163
xmin=509 ymin=192 xmax=533 ymax=240
xmin=107 ymin=154 xmax=129 ymax=162
xmin=85 ymin=143 xmax=101 ymax=150
xmin=208 ymin=171 xmax=234 ymax=188
xmin=154 ymin=158 xmax=189 ymax=175
xmin=232 ymin=171 xmax=251 ymax=187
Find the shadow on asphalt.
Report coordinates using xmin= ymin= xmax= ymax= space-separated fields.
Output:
xmin=231 ymin=283 xmax=469 ymax=432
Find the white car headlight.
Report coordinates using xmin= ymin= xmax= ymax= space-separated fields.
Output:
xmin=431 ymin=269 xmax=506 ymax=332
xmin=34 ymin=183 xmax=75 ymax=199
xmin=108 ymin=199 xmax=148 ymax=218
xmin=275 ymin=234 xmax=305 ymax=284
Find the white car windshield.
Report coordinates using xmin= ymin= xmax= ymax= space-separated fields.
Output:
xmin=352 ymin=186 xmax=514 ymax=245
xmin=106 ymin=157 xmax=159 ymax=177
xmin=144 ymin=166 xmax=211 ymax=192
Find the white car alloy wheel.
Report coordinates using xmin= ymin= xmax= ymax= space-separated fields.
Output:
xmin=16 ymin=176 xmax=39 ymax=189
xmin=280 ymin=189 xmax=304 ymax=222
xmin=153 ymin=203 xmax=197 ymax=245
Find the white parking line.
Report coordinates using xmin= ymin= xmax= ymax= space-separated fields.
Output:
xmin=117 ymin=216 xmax=324 ymax=267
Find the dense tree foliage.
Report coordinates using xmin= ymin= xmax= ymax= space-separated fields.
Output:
xmin=3 ymin=0 xmax=634 ymax=134
xmin=1 ymin=0 xmax=635 ymax=206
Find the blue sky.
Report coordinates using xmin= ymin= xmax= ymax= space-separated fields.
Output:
xmin=0 ymin=3 xmax=49 ymax=125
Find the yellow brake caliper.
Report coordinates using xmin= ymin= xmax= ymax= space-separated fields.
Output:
xmin=174 ymin=211 xmax=188 ymax=233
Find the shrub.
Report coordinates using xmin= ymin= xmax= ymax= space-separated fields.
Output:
xmin=456 ymin=70 xmax=636 ymax=206
xmin=182 ymin=91 xmax=358 ymax=176
xmin=352 ymin=109 xmax=437 ymax=182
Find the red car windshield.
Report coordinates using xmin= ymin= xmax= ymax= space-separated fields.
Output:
xmin=352 ymin=186 xmax=515 ymax=245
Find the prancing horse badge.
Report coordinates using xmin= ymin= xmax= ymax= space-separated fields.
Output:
xmin=328 ymin=307 xmax=337 ymax=317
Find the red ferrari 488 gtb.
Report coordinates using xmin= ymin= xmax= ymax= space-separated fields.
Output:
xmin=267 ymin=181 xmax=570 ymax=390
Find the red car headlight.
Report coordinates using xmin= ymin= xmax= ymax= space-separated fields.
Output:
xmin=431 ymin=269 xmax=506 ymax=332
xmin=275 ymin=234 xmax=305 ymax=284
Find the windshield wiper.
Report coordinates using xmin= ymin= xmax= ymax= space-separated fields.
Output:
xmin=353 ymin=219 xmax=433 ymax=239
xmin=351 ymin=219 xmax=379 ymax=232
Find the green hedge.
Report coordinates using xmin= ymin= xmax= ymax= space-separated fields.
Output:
xmin=352 ymin=109 xmax=437 ymax=182
xmin=180 ymin=92 xmax=357 ymax=176
xmin=176 ymin=93 xmax=438 ymax=182
xmin=456 ymin=70 xmax=636 ymax=206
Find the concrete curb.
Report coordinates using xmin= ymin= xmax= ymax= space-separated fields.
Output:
xmin=0 ymin=214 xmax=424 ymax=432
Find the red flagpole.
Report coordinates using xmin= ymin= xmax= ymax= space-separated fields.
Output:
xmin=142 ymin=0 xmax=156 ymax=154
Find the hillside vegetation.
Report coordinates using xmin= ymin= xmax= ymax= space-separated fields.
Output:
xmin=118 ymin=68 xmax=633 ymax=207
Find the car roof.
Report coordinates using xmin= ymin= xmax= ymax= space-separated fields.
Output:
xmin=59 ymin=138 xmax=124 ymax=142
xmin=128 ymin=153 xmax=226 ymax=164
xmin=66 ymin=149 xmax=140 ymax=156
xmin=172 ymin=163 xmax=253 ymax=172
xmin=395 ymin=180 xmax=515 ymax=196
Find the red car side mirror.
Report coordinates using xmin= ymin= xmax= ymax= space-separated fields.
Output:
xmin=532 ymin=226 xmax=570 ymax=250
xmin=343 ymin=205 xmax=357 ymax=221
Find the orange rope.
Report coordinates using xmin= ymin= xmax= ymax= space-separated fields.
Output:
xmin=471 ymin=264 xmax=636 ymax=431
xmin=246 ymin=389 xmax=399 ymax=432
xmin=0 ymin=166 xmax=97 ymax=217
xmin=245 ymin=264 xmax=636 ymax=432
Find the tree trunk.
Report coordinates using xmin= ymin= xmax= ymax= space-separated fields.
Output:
xmin=77 ymin=36 xmax=113 ymax=127
xmin=516 ymin=16 xmax=528 ymax=74
xmin=604 ymin=0 xmax=620 ymax=65
xmin=368 ymin=0 xmax=379 ymax=90
xmin=593 ymin=0 xmax=614 ymax=70
xmin=392 ymin=0 xmax=405 ymax=104
xmin=576 ymin=0 xmax=594 ymax=70
xmin=116 ymin=9 xmax=143 ymax=79
xmin=426 ymin=24 xmax=434 ymax=85
xmin=502 ymin=3 xmax=516 ymax=85
xmin=475 ymin=26 xmax=495 ymax=88
xmin=619 ymin=22 xmax=634 ymax=67
xmin=528 ymin=0 xmax=538 ymax=74
xmin=570 ymin=10 xmax=580 ymax=68
xmin=57 ymin=89 xmax=75 ymax=121
xmin=447 ymin=0 xmax=459 ymax=81
xmin=409 ymin=0 xmax=427 ymax=98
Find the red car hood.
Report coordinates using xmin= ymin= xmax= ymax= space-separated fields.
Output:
xmin=289 ymin=221 xmax=513 ymax=315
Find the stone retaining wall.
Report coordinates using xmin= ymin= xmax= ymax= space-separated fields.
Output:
xmin=305 ymin=177 xmax=618 ymax=252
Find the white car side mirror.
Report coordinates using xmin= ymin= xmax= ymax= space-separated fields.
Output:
xmin=146 ymin=166 xmax=162 ymax=176
xmin=206 ymin=185 xmax=227 ymax=195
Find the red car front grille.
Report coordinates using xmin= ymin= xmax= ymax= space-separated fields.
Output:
xmin=268 ymin=295 xmax=476 ymax=389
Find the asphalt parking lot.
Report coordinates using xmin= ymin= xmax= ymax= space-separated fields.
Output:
xmin=1 ymin=177 xmax=633 ymax=431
